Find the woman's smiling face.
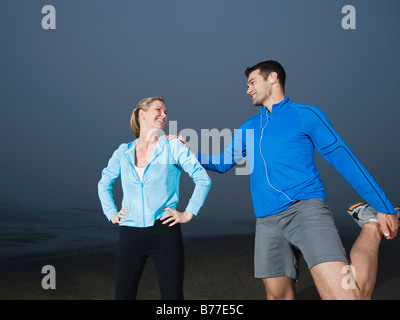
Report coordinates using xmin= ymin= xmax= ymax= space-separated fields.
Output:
xmin=140 ymin=100 xmax=168 ymax=130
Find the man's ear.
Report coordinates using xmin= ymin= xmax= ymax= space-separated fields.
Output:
xmin=269 ymin=72 xmax=278 ymax=84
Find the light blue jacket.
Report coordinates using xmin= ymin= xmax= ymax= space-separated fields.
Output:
xmin=98 ymin=136 xmax=211 ymax=227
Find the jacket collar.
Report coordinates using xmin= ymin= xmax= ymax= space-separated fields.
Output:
xmin=260 ymin=96 xmax=290 ymax=116
xmin=125 ymin=136 xmax=166 ymax=165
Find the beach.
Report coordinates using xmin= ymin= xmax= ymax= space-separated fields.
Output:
xmin=1 ymin=204 xmax=400 ymax=300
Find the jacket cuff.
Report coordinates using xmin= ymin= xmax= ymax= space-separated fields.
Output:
xmin=105 ymin=208 xmax=118 ymax=221
xmin=185 ymin=201 xmax=202 ymax=216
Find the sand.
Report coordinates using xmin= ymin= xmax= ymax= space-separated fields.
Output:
xmin=1 ymin=227 xmax=400 ymax=300
xmin=1 ymin=203 xmax=399 ymax=301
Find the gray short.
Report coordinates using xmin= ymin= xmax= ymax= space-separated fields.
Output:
xmin=254 ymin=199 xmax=348 ymax=279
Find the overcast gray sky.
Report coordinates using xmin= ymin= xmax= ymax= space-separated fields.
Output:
xmin=1 ymin=0 xmax=399 ymax=226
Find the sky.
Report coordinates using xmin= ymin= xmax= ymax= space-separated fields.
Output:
xmin=1 ymin=0 xmax=399 ymax=227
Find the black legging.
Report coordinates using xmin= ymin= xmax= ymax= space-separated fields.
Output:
xmin=115 ymin=221 xmax=185 ymax=300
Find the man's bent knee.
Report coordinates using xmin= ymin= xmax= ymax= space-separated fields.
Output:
xmin=262 ymin=276 xmax=296 ymax=300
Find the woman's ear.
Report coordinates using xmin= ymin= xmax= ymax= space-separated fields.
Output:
xmin=139 ymin=109 xmax=145 ymax=121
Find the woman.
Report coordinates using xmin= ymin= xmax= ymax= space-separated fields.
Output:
xmin=98 ymin=97 xmax=211 ymax=300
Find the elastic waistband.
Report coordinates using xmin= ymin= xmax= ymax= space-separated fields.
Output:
xmin=119 ymin=219 xmax=182 ymax=231
xmin=120 ymin=219 xmax=161 ymax=229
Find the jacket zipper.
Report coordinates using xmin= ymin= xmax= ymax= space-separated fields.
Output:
xmin=128 ymin=143 xmax=161 ymax=226
xmin=259 ymin=108 xmax=294 ymax=203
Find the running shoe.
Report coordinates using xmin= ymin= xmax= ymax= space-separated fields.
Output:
xmin=347 ymin=202 xmax=400 ymax=228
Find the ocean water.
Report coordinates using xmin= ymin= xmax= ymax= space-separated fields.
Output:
xmin=0 ymin=202 xmax=255 ymax=262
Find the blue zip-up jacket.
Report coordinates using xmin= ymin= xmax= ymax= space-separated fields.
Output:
xmin=198 ymin=97 xmax=396 ymax=217
xmin=98 ymin=136 xmax=211 ymax=227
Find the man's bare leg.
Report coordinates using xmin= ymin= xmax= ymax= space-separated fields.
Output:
xmin=262 ymin=276 xmax=296 ymax=300
xmin=310 ymin=222 xmax=382 ymax=299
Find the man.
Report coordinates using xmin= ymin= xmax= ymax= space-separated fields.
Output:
xmin=170 ymin=60 xmax=398 ymax=299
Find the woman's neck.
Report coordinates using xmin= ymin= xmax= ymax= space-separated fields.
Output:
xmin=137 ymin=129 xmax=159 ymax=147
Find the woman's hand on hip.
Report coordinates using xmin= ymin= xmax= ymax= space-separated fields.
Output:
xmin=161 ymin=208 xmax=194 ymax=226
xmin=111 ymin=207 xmax=129 ymax=224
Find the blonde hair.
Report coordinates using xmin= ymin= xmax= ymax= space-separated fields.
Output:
xmin=130 ymin=97 xmax=164 ymax=137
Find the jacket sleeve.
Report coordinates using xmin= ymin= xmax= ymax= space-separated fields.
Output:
xmin=169 ymin=139 xmax=211 ymax=216
xmin=300 ymin=106 xmax=396 ymax=215
xmin=196 ymin=124 xmax=247 ymax=173
xmin=98 ymin=144 xmax=124 ymax=221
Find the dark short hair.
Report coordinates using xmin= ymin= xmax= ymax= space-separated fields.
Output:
xmin=245 ymin=60 xmax=286 ymax=92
